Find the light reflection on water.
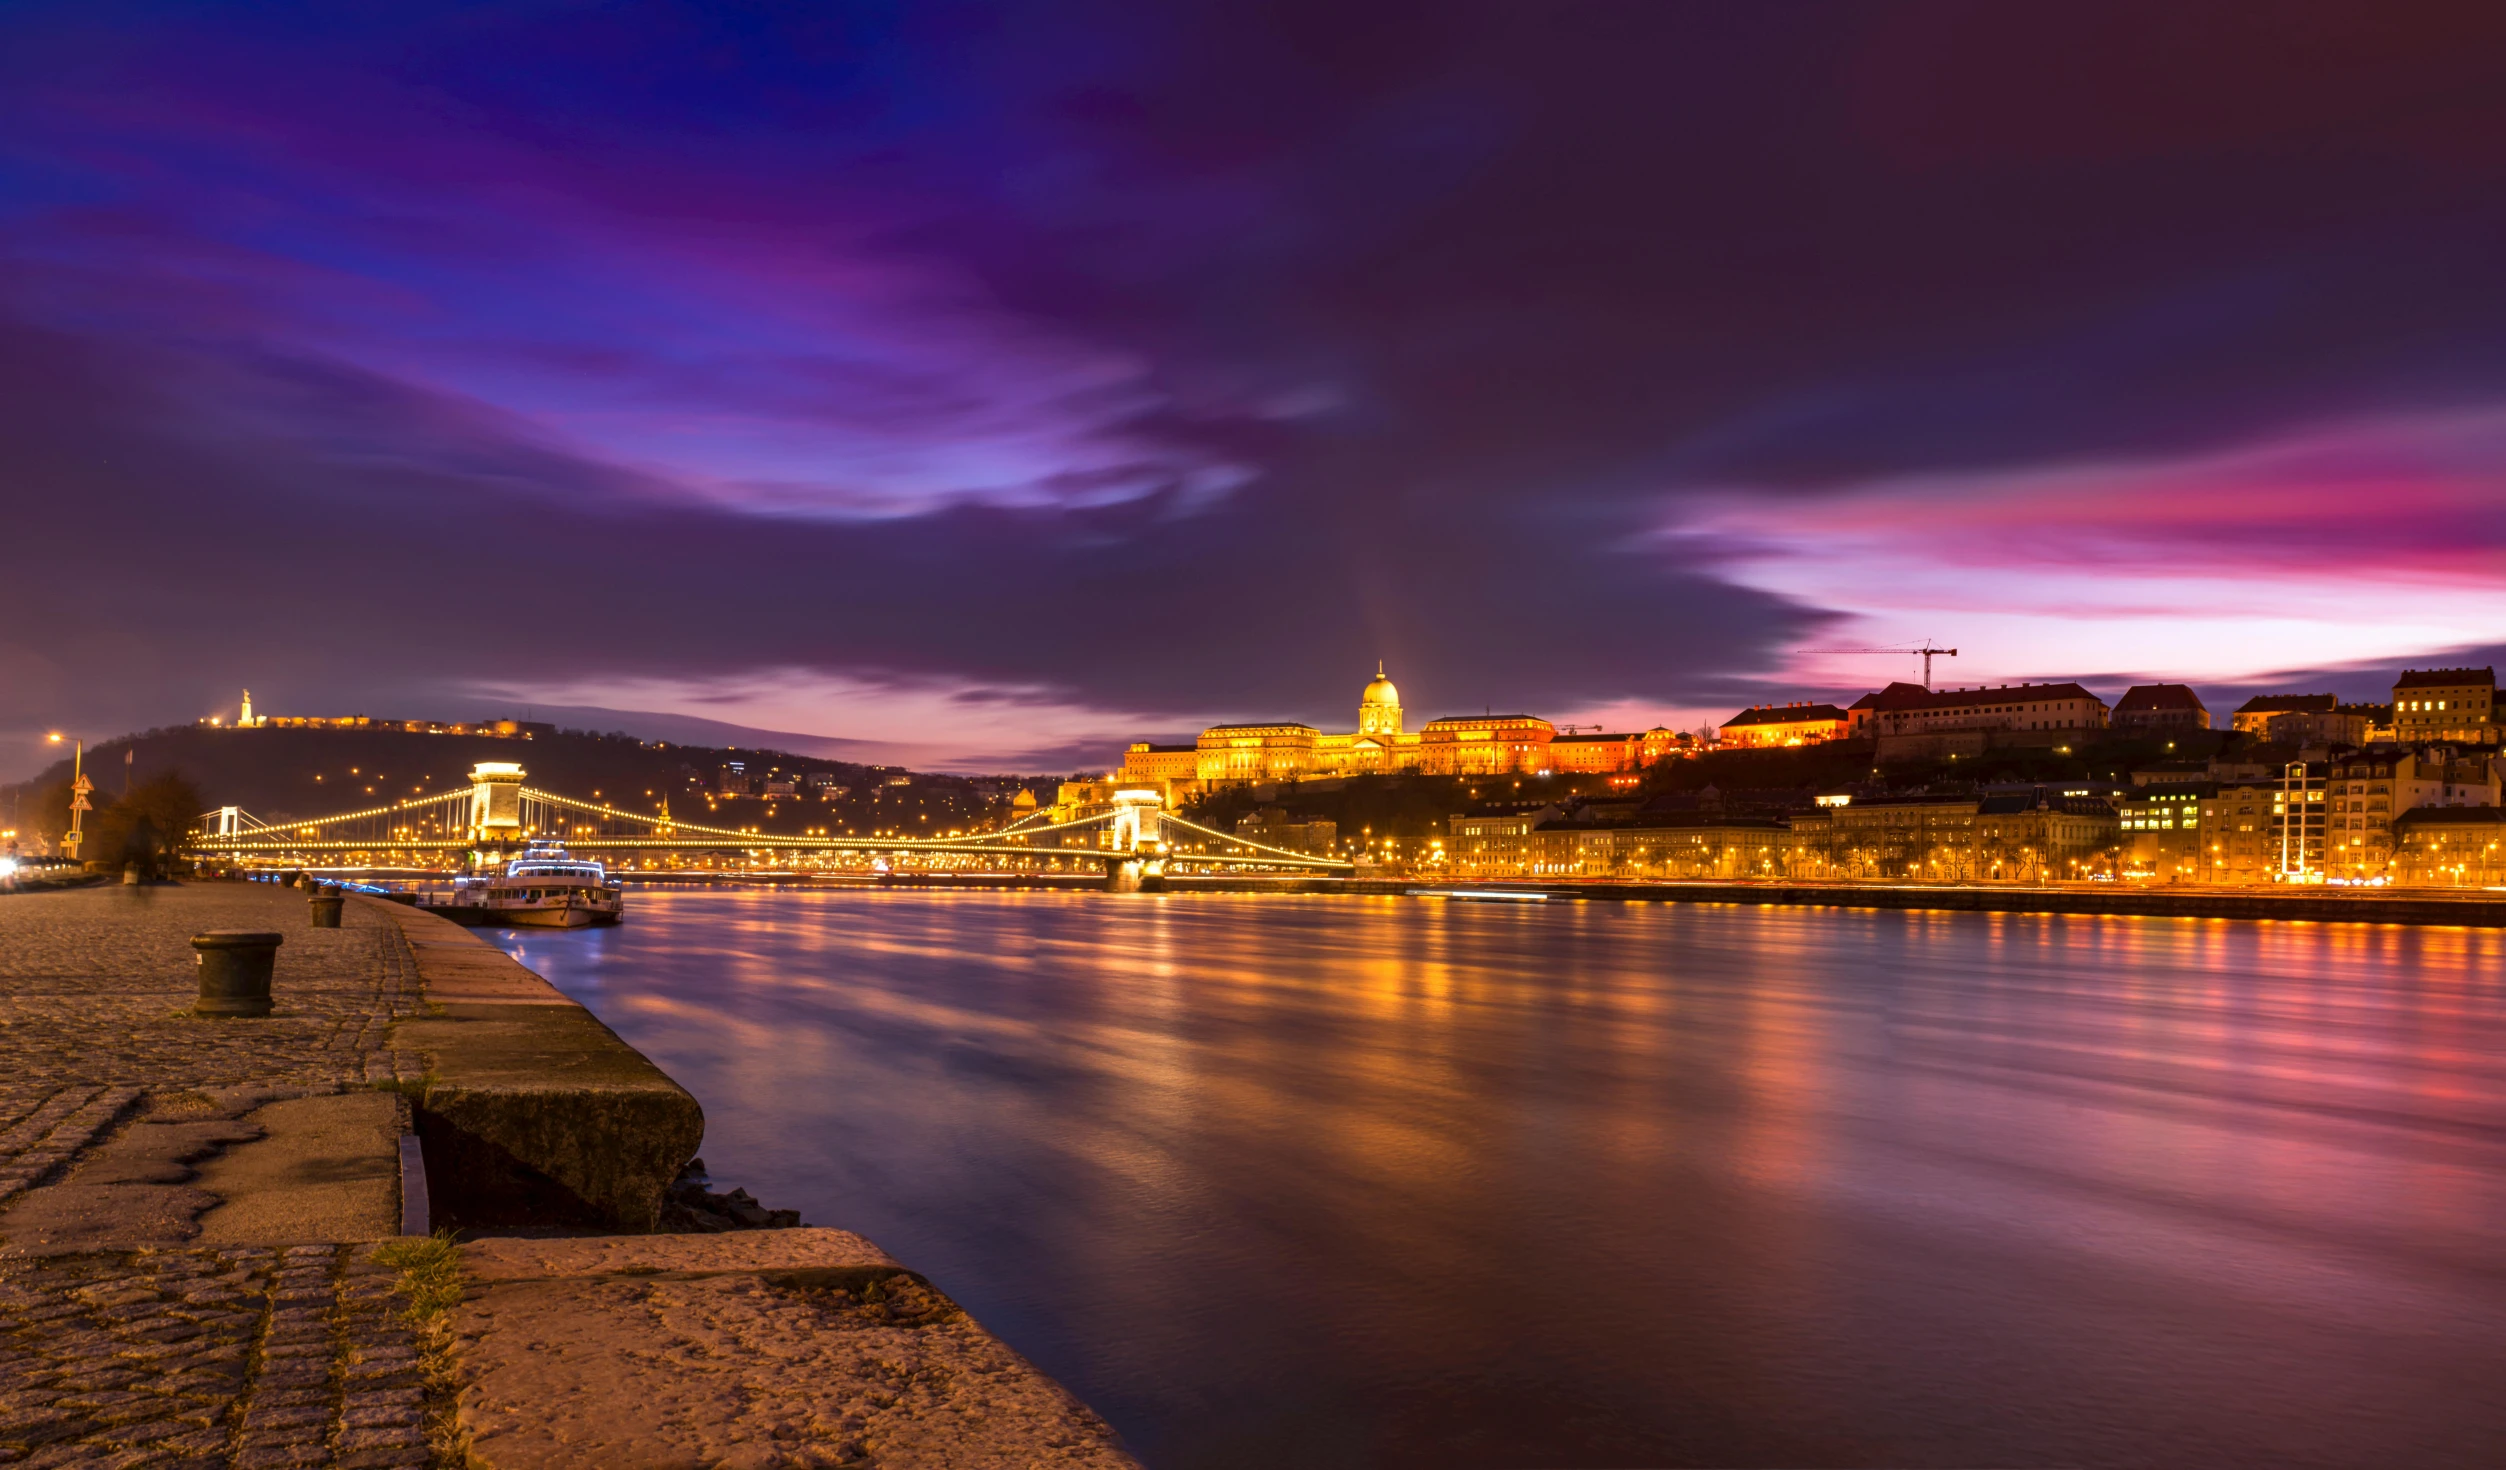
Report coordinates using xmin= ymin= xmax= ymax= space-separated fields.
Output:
xmin=501 ymin=891 xmax=2506 ymax=1469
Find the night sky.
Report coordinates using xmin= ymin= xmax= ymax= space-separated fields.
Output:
xmin=6 ymin=2 xmax=2505 ymax=776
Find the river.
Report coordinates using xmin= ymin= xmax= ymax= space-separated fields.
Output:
xmin=497 ymin=889 xmax=2506 ymax=1469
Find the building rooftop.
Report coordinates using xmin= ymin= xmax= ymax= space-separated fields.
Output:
xmin=2115 ymin=683 xmax=2207 ymax=713
xmin=2126 ymin=781 xmax=2218 ymax=800
xmin=1721 ymin=703 xmax=1850 ymax=727
xmin=2233 ymin=693 xmax=2337 ymax=714
xmin=2393 ymin=805 xmax=2506 ymax=829
xmin=1974 ymin=794 xmax=2116 ymax=816
xmin=1863 ymin=681 xmax=2101 ymax=714
xmin=1615 ymin=814 xmax=1792 ymax=832
xmin=2394 ymin=667 xmax=2497 ymax=688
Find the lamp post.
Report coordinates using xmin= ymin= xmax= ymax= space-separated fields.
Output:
xmin=48 ymin=734 xmax=91 ymax=861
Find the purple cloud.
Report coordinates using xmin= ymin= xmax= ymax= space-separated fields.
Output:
xmin=5 ymin=2 xmax=2506 ymax=777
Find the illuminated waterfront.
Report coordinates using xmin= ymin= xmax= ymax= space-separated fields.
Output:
xmin=504 ymin=893 xmax=2506 ymax=1469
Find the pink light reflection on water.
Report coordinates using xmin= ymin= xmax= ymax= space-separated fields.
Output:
xmin=505 ymin=892 xmax=2506 ymax=1469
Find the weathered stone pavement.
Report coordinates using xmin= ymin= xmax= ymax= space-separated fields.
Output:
xmin=0 ymin=883 xmax=424 ymax=1119
xmin=449 ymin=1233 xmax=1136 ymax=1470
xmin=0 ymin=884 xmax=430 ymax=1468
xmin=4 ymin=883 xmax=1139 ymax=1469
xmin=1 ymin=1242 xmax=430 ymax=1469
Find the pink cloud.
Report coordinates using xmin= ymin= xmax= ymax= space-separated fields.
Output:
xmin=1681 ymin=405 xmax=2506 ymax=686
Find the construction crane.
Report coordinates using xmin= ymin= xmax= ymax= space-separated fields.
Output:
xmin=1796 ymin=643 xmax=1959 ymax=689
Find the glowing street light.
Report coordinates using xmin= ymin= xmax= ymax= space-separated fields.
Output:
xmin=47 ymin=734 xmax=91 ymax=860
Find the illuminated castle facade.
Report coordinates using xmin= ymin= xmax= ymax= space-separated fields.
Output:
xmin=1120 ymin=665 xmax=1682 ymax=790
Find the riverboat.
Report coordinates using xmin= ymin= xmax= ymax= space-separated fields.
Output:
xmin=417 ymin=841 xmax=624 ymax=928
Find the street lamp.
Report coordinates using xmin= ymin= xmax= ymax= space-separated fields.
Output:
xmin=47 ymin=734 xmax=92 ymax=861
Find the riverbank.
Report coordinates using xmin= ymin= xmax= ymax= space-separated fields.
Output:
xmin=0 ymin=881 xmax=1136 ymax=1468
xmin=0 ymin=864 xmax=106 ymax=894
xmin=604 ymin=869 xmax=2506 ymax=926
xmin=1387 ymin=876 xmax=2506 ymax=925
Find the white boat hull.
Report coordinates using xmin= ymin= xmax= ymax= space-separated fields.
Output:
xmin=496 ymin=901 xmax=608 ymax=928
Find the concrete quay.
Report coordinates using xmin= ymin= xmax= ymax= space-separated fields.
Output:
xmin=0 ymin=882 xmax=1137 ymax=1469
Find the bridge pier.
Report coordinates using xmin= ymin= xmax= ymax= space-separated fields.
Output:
xmin=1102 ymin=855 xmax=1167 ymax=893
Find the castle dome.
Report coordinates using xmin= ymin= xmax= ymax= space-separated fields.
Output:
xmin=1361 ymin=663 xmax=1400 ymax=709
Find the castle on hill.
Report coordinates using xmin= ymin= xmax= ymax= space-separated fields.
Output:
xmin=1119 ymin=664 xmax=1684 ymax=792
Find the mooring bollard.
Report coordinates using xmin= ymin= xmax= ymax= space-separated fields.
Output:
xmin=193 ymin=930 xmax=282 ymax=1017
xmin=308 ymin=885 xmax=345 ymax=928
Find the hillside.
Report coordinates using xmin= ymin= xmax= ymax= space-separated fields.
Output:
xmin=0 ymin=723 xmax=1063 ymax=856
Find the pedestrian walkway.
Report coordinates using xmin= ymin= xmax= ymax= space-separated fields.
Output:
xmin=3 ymin=1242 xmax=429 ymax=1468
xmin=3 ymin=882 xmax=1139 ymax=1469
xmin=0 ymin=884 xmax=432 ymax=1468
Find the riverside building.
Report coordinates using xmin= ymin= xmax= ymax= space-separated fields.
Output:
xmin=2120 ymin=784 xmax=2211 ymax=879
xmin=2391 ymin=807 xmax=2506 ymax=885
xmin=2200 ymin=768 xmax=2328 ymax=882
xmin=2324 ymin=747 xmax=2501 ymax=878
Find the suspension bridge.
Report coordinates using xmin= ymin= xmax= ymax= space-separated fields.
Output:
xmin=187 ymin=762 xmax=1352 ymax=886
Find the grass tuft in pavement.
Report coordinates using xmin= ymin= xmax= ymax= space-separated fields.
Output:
xmin=370 ymin=1231 xmax=468 ymax=1468
xmin=371 ymin=1231 xmax=463 ymax=1322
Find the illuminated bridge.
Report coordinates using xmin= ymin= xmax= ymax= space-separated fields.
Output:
xmin=188 ymin=762 xmax=1351 ymax=886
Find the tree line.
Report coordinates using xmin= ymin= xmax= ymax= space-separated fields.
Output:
xmin=14 ymin=771 xmax=203 ymax=877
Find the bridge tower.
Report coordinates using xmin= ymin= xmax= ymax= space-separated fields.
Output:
xmin=1106 ymin=788 xmax=1168 ymax=892
xmin=468 ymin=762 xmax=526 ymax=848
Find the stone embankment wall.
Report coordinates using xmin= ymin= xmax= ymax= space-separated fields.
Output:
xmin=360 ymin=899 xmax=703 ymax=1232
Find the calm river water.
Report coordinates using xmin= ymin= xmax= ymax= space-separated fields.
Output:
xmin=498 ymin=889 xmax=2506 ymax=1469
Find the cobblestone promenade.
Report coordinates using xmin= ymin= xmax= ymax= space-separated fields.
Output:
xmin=1 ymin=883 xmax=432 ymax=1469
